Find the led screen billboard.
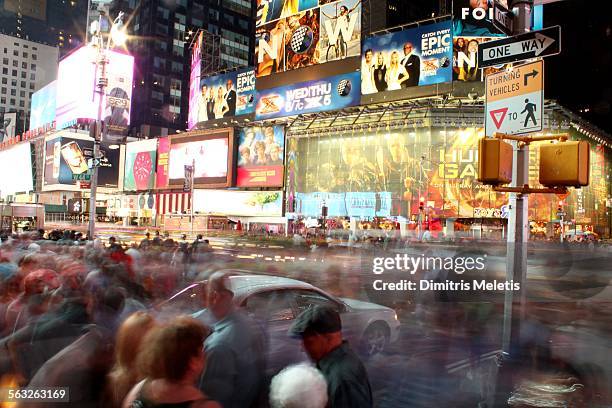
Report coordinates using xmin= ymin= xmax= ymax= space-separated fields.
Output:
xmin=187 ymin=32 xmax=203 ymax=130
xmin=193 ymin=190 xmax=283 ymax=217
xmin=189 ymin=68 xmax=256 ymax=129
xmin=453 ymin=0 xmax=508 ymax=37
xmin=361 ymin=20 xmax=453 ymax=95
xmin=29 ymin=80 xmax=57 ymax=130
xmin=56 ymin=47 xmax=134 ymax=133
xmin=255 ymin=71 xmax=360 ymax=120
xmin=168 ymin=129 xmax=235 ymax=188
xmin=43 ymin=135 xmax=120 ymax=188
xmin=124 ymin=139 xmax=157 ymax=191
xmin=0 ymin=112 xmax=17 ymax=142
xmin=0 ymin=143 xmax=33 ymax=198
xmin=453 ymin=36 xmax=511 ymax=82
xmin=155 ymin=137 xmax=170 ymax=189
xmin=237 ymin=125 xmax=285 ymax=187
xmin=255 ymin=0 xmax=361 ymax=77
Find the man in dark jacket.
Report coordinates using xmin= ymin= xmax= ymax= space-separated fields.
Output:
xmin=289 ymin=305 xmax=373 ymax=408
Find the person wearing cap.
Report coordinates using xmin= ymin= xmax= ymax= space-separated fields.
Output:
xmin=198 ymin=271 xmax=265 ymax=408
xmin=289 ymin=305 xmax=373 ymax=408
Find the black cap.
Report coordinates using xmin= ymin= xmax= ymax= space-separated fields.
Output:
xmin=289 ymin=305 xmax=342 ymax=338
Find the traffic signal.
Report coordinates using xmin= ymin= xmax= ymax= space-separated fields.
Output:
xmin=557 ymin=200 xmax=563 ymax=213
xmin=539 ymin=141 xmax=590 ymax=187
xmin=477 ymin=138 xmax=513 ymax=185
xmin=419 ymin=197 xmax=425 ymax=211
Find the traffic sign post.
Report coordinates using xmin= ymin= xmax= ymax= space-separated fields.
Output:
xmin=485 ymin=60 xmax=544 ymax=136
xmin=493 ymin=0 xmax=514 ymax=35
xmin=478 ymin=25 xmax=561 ymax=67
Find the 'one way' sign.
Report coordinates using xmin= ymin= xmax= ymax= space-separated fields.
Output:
xmin=478 ymin=26 xmax=561 ymax=68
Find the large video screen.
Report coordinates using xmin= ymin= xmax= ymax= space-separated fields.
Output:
xmin=187 ymin=32 xmax=203 ymax=130
xmin=237 ymin=126 xmax=285 ymax=187
xmin=168 ymin=129 xmax=235 ymax=188
xmin=124 ymin=139 xmax=157 ymax=191
xmin=193 ymin=190 xmax=283 ymax=217
xmin=452 ymin=0 xmax=508 ymax=37
xmin=43 ymin=135 xmax=120 ymax=188
xmin=361 ymin=20 xmax=453 ymax=95
xmin=255 ymin=0 xmax=362 ymax=77
xmin=29 ymin=80 xmax=57 ymax=130
xmin=188 ymin=68 xmax=256 ymax=129
xmin=0 ymin=143 xmax=33 ymax=198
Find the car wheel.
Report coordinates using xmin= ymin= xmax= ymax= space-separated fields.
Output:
xmin=360 ymin=322 xmax=389 ymax=358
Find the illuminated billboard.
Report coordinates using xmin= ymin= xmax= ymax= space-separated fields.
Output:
xmin=187 ymin=31 xmax=203 ymax=130
xmin=0 ymin=143 xmax=33 ymax=198
xmin=189 ymin=68 xmax=256 ymax=129
xmin=452 ymin=0 xmax=508 ymax=37
xmin=193 ymin=190 xmax=283 ymax=217
xmin=255 ymin=71 xmax=360 ymax=120
xmin=124 ymin=139 xmax=157 ymax=191
xmin=43 ymin=134 xmax=120 ymax=189
xmin=361 ymin=20 xmax=452 ymax=95
xmin=237 ymin=126 xmax=285 ymax=187
xmin=29 ymin=80 xmax=57 ymax=130
xmin=56 ymin=47 xmax=134 ymax=133
xmin=453 ymin=36 xmax=510 ymax=82
xmin=155 ymin=137 xmax=170 ymax=189
xmin=168 ymin=129 xmax=235 ymax=189
xmin=255 ymin=0 xmax=361 ymax=77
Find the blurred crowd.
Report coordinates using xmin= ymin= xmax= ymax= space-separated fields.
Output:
xmin=0 ymin=230 xmax=373 ymax=408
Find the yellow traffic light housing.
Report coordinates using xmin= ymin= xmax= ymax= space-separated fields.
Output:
xmin=539 ymin=141 xmax=590 ymax=187
xmin=477 ymin=137 xmax=513 ymax=185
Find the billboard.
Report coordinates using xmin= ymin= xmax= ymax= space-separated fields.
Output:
xmin=193 ymin=190 xmax=283 ymax=217
xmin=255 ymin=0 xmax=361 ymax=77
xmin=155 ymin=137 xmax=170 ymax=189
xmin=43 ymin=135 xmax=120 ymax=188
xmin=453 ymin=36 xmax=510 ymax=82
xmin=237 ymin=125 xmax=285 ymax=187
xmin=0 ymin=112 xmax=17 ymax=142
xmin=187 ymin=31 xmax=203 ymax=130
xmin=189 ymin=68 xmax=256 ymax=128
xmin=124 ymin=139 xmax=157 ymax=191
xmin=56 ymin=47 xmax=134 ymax=133
xmin=295 ymin=191 xmax=392 ymax=218
xmin=0 ymin=143 xmax=33 ymax=198
xmin=29 ymin=80 xmax=57 ymax=130
xmin=361 ymin=20 xmax=452 ymax=95
xmin=255 ymin=71 xmax=360 ymax=120
xmin=168 ymin=129 xmax=235 ymax=188
xmin=453 ymin=0 xmax=508 ymax=37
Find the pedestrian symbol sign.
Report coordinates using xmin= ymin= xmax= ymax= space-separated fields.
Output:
xmin=485 ymin=60 xmax=543 ymax=136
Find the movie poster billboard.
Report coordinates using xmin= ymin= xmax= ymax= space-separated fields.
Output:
xmin=453 ymin=0 xmax=508 ymax=37
xmin=237 ymin=126 xmax=285 ymax=187
xmin=361 ymin=21 xmax=452 ymax=95
xmin=190 ymin=68 xmax=255 ymax=128
xmin=255 ymin=71 xmax=360 ymax=120
xmin=168 ymin=129 xmax=235 ymax=188
xmin=453 ymin=36 xmax=510 ymax=82
xmin=187 ymin=32 xmax=203 ymax=130
xmin=29 ymin=80 xmax=57 ymax=130
xmin=0 ymin=112 xmax=17 ymax=142
xmin=155 ymin=137 xmax=170 ymax=189
xmin=43 ymin=135 xmax=120 ymax=188
xmin=124 ymin=139 xmax=157 ymax=191
xmin=255 ymin=0 xmax=361 ymax=77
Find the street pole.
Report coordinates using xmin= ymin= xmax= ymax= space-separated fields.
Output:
xmin=190 ymin=158 xmax=195 ymax=237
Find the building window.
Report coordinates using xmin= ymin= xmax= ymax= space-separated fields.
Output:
xmin=171 ymin=61 xmax=183 ymax=73
xmin=153 ymin=57 xmax=166 ymax=69
xmin=13 ymin=60 xmax=18 ymax=67
xmin=29 ymin=83 xmax=35 ymax=90
xmin=192 ymin=18 xmax=203 ymax=27
xmin=152 ymin=91 xmax=164 ymax=102
xmin=11 ymin=79 xmax=16 ymax=86
xmin=175 ymin=13 xmax=186 ymax=25
xmin=1 ymin=78 xmax=6 ymax=84
xmin=13 ymin=50 xmax=18 ymax=56
xmin=23 ymin=52 xmax=28 ymax=58
xmin=157 ymin=6 xmax=169 ymax=19
xmin=32 ymin=54 xmax=37 ymax=61
xmin=21 ymin=72 xmax=26 ymax=79
xmin=20 ymin=81 xmax=25 ymax=88
xmin=10 ymin=89 xmax=16 ymax=96
xmin=1 ymin=68 xmax=6 ymax=75
xmin=0 ymin=98 xmax=5 ymax=104
xmin=12 ymin=70 xmax=16 ymax=76
xmin=2 ymin=58 xmax=7 ymax=64
xmin=30 ymin=73 xmax=35 ymax=80
xmin=19 ymin=100 xmax=24 ymax=107
xmin=1 ymin=87 xmax=5 ymax=94
xmin=30 ymin=63 xmax=36 ymax=71
xmin=209 ymin=9 xmax=219 ymax=21
xmin=10 ymin=99 xmax=15 ymax=105
xmin=20 ymin=90 xmax=25 ymax=97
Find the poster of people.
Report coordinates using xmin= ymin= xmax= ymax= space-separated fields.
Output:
xmin=191 ymin=68 xmax=256 ymax=128
xmin=103 ymin=51 xmax=134 ymax=135
xmin=453 ymin=36 xmax=510 ymax=82
xmin=255 ymin=72 xmax=360 ymax=120
xmin=361 ymin=21 xmax=452 ymax=95
xmin=452 ymin=0 xmax=508 ymax=37
xmin=237 ymin=126 xmax=285 ymax=187
xmin=255 ymin=0 xmax=361 ymax=77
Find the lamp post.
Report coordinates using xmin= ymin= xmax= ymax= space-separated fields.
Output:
xmin=87 ymin=10 xmax=127 ymax=240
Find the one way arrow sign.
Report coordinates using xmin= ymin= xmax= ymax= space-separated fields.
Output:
xmin=478 ymin=26 xmax=561 ymax=68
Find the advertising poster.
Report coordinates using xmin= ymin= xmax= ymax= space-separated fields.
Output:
xmin=29 ymin=80 xmax=57 ymax=130
xmin=190 ymin=68 xmax=256 ymax=128
xmin=43 ymin=136 xmax=119 ymax=188
xmin=255 ymin=71 xmax=360 ymax=120
xmin=103 ymin=51 xmax=134 ymax=135
xmin=155 ymin=137 xmax=170 ymax=189
xmin=124 ymin=139 xmax=157 ymax=191
xmin=0 ymin=112 xmax=17 ymax=142
xmin=255 ymin=0 xmax=361 ymax=77
xmin=168 ymin=129 xmax=234 ymax=188
xmin=453 ymin=36 xmax=510 ymax=81
xmin=193 ymin=190 xmax=283 ymax=217
xmin=237 ymin=126 xmax=285 ymax=187
xmin=0 ymin=143 xmax=33 ymax=198
xmin=361 ymin=20 xmax=452 ymax=95
xmin=295 ymin=191 xmax=392 ymax=217
xmin=453 ymin=0 xmax=508 ymax=37
xmin=187 ymin=31 xmax=203 ymax=130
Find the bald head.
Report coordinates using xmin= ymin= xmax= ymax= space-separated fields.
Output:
xmin=207 ymin=272 xmax=234 ymax=320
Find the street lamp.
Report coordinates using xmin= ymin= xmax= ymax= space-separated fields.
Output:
xmin=87 ymin=10 xmax=127 ymax=240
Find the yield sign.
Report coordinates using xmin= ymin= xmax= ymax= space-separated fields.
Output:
xmin=490 ymin=108 xmax=508 ymax=129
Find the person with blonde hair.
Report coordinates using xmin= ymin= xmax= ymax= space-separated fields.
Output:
xmin=106 ymin=311 xmax=156 ymax=408
xmin=213 ymin=86 xmax=229 ymax=119
xmin=385 ymin=51 xmax=409 ymax=91
xmin=122 ymin=316 xmax=219 ymax=408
